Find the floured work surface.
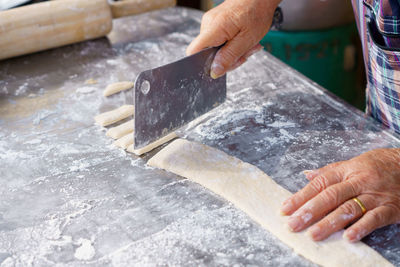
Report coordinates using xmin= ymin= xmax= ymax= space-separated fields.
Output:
xmin=0 ymin=7 xmax=400 ymax=267
xmin=149 ymin=139 xmax=393 ymax=267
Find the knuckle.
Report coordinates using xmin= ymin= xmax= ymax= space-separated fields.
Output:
xmin=323 ymin=187 xmax=340 ymax=204
xmin=339 ymin=202 xmax=358 ymax=217
xmin=323 ymin=161 xmax=341 ymax=171
xmin=310 ymin=175 xmax=329 ymax=193
xmin=381 ymin=205 xmax=398 ymax=223
xmin=368 ymin=209 xmax=384 ymax=223
xmin=201 ymin=11 xmax=214 ymax=24
xmin=345 ymin=180 xmax=360 ymax=196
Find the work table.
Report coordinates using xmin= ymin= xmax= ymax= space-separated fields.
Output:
xmin=0 ymin=7 xmax=399 ymax=266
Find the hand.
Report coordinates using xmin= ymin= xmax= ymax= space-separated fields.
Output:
xmin=186 ymin=0 xmax=280 ymax=79
xmin=280 ymin=148 xmax=400 ymax=242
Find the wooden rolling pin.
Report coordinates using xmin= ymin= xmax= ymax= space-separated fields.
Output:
xmin=0 ymin=0 xmax=176 ymax=60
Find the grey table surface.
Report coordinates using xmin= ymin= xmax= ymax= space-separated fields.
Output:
xmin=0 ymin=6 xmax=400 ymax=267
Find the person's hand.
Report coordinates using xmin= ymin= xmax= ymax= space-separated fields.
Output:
xmin=280 ymin=148 xmax=400 ymax=242
xmin=186 ymin=0 xmax=280 ymax=79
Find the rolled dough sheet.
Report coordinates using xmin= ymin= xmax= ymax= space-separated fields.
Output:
xmin=103 ymin=81 xmax=134 ymax=97
xmin=94 ymin=105 xmax=134 ymax=127
xmin=106 ymin=119 xmax=134 ymax=139
xmin=148 ymin=139 xmax=393 ymax=267
xmin=127 ymin=132 xmax=178 ymax=156
xmin=114 ymin=132 xmax=134 ymax=149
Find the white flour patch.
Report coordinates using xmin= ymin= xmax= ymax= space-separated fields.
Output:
xmin=301 ymin=213 xmax=313 ymax=224
xmin=25 ymin=139 xmax=41 ymax=145
xmin=32 ymin=110 xmax=57 ymax=125
xmin=74 ymin=238 xmax=95 ymax=260
xmin=15 ymin=82 xmax=29 ymax=96
xmin=76 ymin=87 xmax=96 ymax=94
xmin=267 ymin=83 xmax=277 ymax=90
xmin=268 ymin=121 xmax=296 ymax=128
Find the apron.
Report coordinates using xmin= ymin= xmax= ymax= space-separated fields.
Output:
xmin=352 ymin=0 xmax=400 ymax=133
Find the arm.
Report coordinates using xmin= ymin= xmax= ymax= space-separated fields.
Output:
xmin=187 ymin=0 xmax=281 ymax=79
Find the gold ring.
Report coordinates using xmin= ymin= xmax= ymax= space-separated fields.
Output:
xmin=353 ymin=197 xmax=367 ymax=214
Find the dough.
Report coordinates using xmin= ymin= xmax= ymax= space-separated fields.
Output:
xmin=127 ymin=132 xmax=177 ymax=156
xmin=106 ymin=119 xmax=134 ymax=139
xmin=103 ymin=81 xmax=134 ymax=97
xmin=148 ymin=139 xmax=393 ymax=267
xmin=94 ymin=105 xmax=134 ymax=127
xmin=85 ymin=78 xmax=97 ymax=85
xmin=114 ymin=132 xmax=134 ymax=149
xmin=95 ymin=104 xmax=175 ymax=154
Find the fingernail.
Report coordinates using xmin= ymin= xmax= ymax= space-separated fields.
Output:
xmin=211 ymin=61 xmax=224 ymax=79
xmin=287 ymin=216 xmax=302 ymax=232
xmin=303 ymin=170 xmax=314 ymax=175
xmin=303 ymin=170 xmax=315 ymax=179
xmin=280 ymin=200 xmax=293 ymax=215
xmin=343 ymin=229 xmax=356 ymax=242
xmin=308 ymin=225 xmax=322 ymax=240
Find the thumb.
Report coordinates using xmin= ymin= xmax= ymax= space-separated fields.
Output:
xmin=186 ymin=28 xmax=227 ymax=56
xmin=211 ymin=31 xmax=258 ymax=79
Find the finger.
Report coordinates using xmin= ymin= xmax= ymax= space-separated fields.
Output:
xmin=228 ymin=57 xmax=247 ymax=71
xmin=227 ymin=44 xmax=263 ymax=72
xmin=308 ymin=195 xmax=374 ymax=241
xmin=242 ymin=44 xmax=263 ymax=59
xmin=211 ymin=31 xmax=259 ymax=79
xmin=344 ymin=206 xmax=397 ymax=242
xmin=186 ymin=28 xmax=228 ymax=56
xmin=303 ymin=170 xmax=318 ymax=181
xmin=287 ymin=180 xmax=361 ymax=232
xmin=303 ymin=161 xmax=343 ymax=181
xmin=281 ymin=169 xmax=343 ymax=216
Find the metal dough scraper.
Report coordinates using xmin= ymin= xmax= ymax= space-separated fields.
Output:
xmin=134 ymin=47 xmax=226 ymax=149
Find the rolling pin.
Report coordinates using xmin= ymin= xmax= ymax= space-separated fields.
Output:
xmin=0 ymin=0 xmax=176 ymax=60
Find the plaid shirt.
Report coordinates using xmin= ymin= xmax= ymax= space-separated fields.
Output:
xmin=352 ymin=0 xmax=400 ymax=133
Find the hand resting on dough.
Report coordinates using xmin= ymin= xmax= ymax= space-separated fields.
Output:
xmin=281 ymin=148 xmax=400 ymax=242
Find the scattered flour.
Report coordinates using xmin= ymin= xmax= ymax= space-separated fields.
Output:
xmin=74 ymin=238 xmax=95 ymax=260
xmin=76 ymin=87 xmax=96 ymax=94
xmin=32 ymin=110 xmax=56 ymax=125
xmin=24 ymin=139 xmax=41 ymax=145
xmin=268 ymin=121 xmax=296 ymax=128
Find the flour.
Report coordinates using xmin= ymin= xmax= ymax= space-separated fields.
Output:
xmin=76 ymin=86 xmax=96 ymax=94
xmin=74 ymin=238 xmax=95 ymax=260
xmin=32 ymin=110 xmax=56 ymax=125
xmin=268 ymin=121 xmax=296 ymax=128
xmin=15 ymin=82 xmax=29 ymax=96
xmin=24 ymin=139 xmax=41 ymax=145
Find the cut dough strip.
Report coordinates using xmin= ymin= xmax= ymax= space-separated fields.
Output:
xmin=127 ymin=132 xmax=178 ymax=156
xmin=148 ymin=139 xmax=393 ymax=267
xmin=114 ymin=132 xmax=134 ymax=149
xmin=106 ymin=119 xmax=134 ymax=139
xmin=94 ymin=105 xmax=134 ymax=127
xmin=103 ymin=81 xmax=134 ymax=97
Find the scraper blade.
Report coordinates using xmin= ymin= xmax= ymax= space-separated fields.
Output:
xmin=134 ymin=47 xmax=226 ymax=149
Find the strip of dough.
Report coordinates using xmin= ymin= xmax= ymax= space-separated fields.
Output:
xmin=94 ymin=105 xmax=134 ymax=127
xmin=113 ymin=132 xmax=133 ymax=149
xmin=148 ymin=139 xmax=393 ymax=267
xmin=103 ymin=81 xmax=134 ymax=97
xmin=127 ymin=132 xmax=177 ymax=156
xmin=106 ymin=119 xmax=134 ymax=139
